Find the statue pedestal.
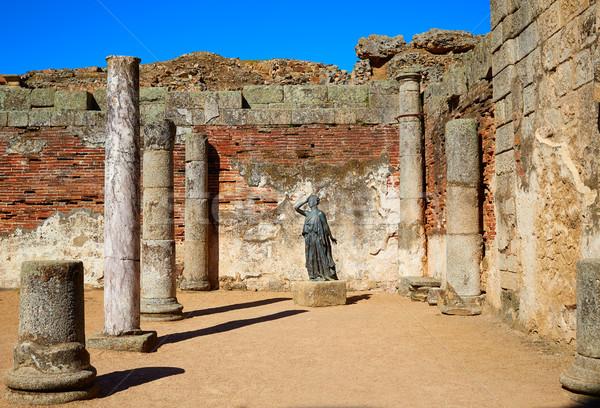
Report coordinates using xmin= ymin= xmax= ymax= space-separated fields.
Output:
xmin=292 ymin=281 xmax=347 ymax=307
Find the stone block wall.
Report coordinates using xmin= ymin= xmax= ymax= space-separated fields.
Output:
xmin=0 ymin=83 xmax=401 ymax=290
xmin=489 ymin=0 xmax=599 ymax=344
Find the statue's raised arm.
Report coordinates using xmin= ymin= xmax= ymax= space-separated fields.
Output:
xmin=294 ymin=197 xmax=309 ymax=217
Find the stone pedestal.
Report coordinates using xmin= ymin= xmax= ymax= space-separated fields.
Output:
xmin=140 ymin=120 xmax=183 ymax=321
xmin=292 ymin=281 xmax=347 ymax=307
xmin=3 ymin=261 xmax=97 ymax=405
xmin=88 ymin=55 xmax=156 ymax=352
xmin=560 ymin=259 xmax=600 ymax=403
xmin=397 ymin=72 xmax=426 ymax=278
xmin=181 ymin=133 xmax=210 ymax=291
xmin=445 ymin=119 xmax=482 ymax=297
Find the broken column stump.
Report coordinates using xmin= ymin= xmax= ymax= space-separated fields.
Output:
xmin=292 ymin=281 xmax=347 ymax=307
xmin=140 ymin=120 xmax=183 ymax=321
xmin=396 ymin=276 xmax=441 ymax=302
xmin=87 ymin=55 xmax=157 ymax=352
xmin=560 ymin=259 xmax=600 ymax=404
xmin=3 ymin=261 xmax=98 ymax=405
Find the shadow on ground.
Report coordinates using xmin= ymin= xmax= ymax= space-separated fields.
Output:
xmin=157 ymin=310 xmax=308 ymax=347
xmin=346 ymin=294 xmax=371 ymax=305
xmin=96 ymin=366 xmax=185 ymax=397
xmin=185 ymin=297 xmax=292 ymax=319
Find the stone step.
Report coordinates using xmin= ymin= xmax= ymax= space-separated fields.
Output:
xmin=398 ymin=276 xmax=442 ymax=298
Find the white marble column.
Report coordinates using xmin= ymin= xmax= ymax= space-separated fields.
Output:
xmin=397 ymin=72 xmax=426 ymax=278
xmin=180 ymin=133 xmax=210 ymax=291
xmin=88 ymin=55 xmax=156 ymax=352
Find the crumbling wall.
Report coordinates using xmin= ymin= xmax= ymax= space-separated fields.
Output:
xmin=490 ymin=0 xmax=599 ymax=344
xmin=0 ymin=82 xmax=401 ymax=290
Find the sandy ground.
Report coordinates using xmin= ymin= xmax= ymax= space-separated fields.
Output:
xmin=0 ymin=289 xmax=584 ymax=408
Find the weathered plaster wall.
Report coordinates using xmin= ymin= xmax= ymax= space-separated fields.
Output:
xmin=490 ymin=0 xmax=599 ymax=344
xmin=0 ymin=82 xmax=401 ymax=290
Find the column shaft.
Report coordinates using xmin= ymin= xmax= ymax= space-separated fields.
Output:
xmin=445 ymin=119 xmax=481 ymax=297
xmin=181 ymin=133 xmax=210 ymax=291
xmin=560 ymin=259 xmax=600 ymax=403
xmin=103 ymin=55 xmax=142 ymax=335
xmin=141 ymin=120 xmax=183 ymax=320
xmin=397 ymin=72 xmax=426 ymax=277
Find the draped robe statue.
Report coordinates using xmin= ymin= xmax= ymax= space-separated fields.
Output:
xmin=294 ymin=195 xmax=338 ymax=281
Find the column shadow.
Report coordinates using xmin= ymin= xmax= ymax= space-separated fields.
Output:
xmin=157 ymin=310 xmax=307 ymax=347
xmin=96 ymin=366 xmax=185 ymax=397
xmin=346 ymin=294 xmax=371 ymax=305
xmin=185 ymin=297 xmax=292 ymax=318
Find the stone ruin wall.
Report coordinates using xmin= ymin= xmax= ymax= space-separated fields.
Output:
xmin=2 ymin=0 xmax=600 ymax=346
xmin=0 ymin=82 xmax=402 ymax=291
xmin=487 ymin=0 xmax=600 ymax=345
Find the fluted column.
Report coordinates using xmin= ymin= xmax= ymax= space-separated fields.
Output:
xmin=141 ymin=120 xmax=183 ymax=320
xmin=181 ymin=133 xmax=210 ymax=291
xmin=397 ymin=72 xmax=426 ymax=277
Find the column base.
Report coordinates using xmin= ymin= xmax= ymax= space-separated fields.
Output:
xmin=141 ymin=297 xmax=184 ymax=321
xmin=292 ymin=280 xmax=347 ymax=307
xmin=86 ymin=331 xmax=157 ymax=353
xmin=180 ymin=278 xmax=210 ymax=291
xmin=560 ymin=353 xmax=600 ymax=403
xmin=4 ymin=382 xmax=98 ymax=406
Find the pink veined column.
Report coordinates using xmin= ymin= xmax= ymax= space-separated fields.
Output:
xmin=103 ymin=55 xmax=142 ymax=336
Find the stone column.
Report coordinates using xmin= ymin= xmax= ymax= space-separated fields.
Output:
xmin=88 ymin=55 xmax=156 ymax=352
xmin=397 ymin=72 xmax=426 ymax=278
xmin=445 ymin=119 xmax=481 ymax=297
xmin=3 ymin=261 xmax=97 ymax=405
xmin=180 ymin=133 xmax=210 ymax=291
xmin=560 ymin=259 xmax=600 ymax=404
xmin=141 ymin=120 xmax=183 ymax=321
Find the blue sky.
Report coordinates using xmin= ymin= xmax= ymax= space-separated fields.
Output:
xmin=2 ymin=1 xmax=490 ymax=75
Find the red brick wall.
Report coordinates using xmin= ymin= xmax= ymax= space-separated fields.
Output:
xmin=0 ymin=128 xmax=105 ymax=232
xmin=424 ymin=81 xmax=496 ymax=246
xmin=0 ymin=125 xmax=399 ymax=240
xmin=196 ymin=124 xmax=400 ymax=229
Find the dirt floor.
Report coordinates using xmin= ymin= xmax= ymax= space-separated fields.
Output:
xmin=0 ymin=289 xmax=585 ymax=408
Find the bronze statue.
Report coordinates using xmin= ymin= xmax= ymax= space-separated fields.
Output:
xmin=294 ymin=195 xmax=338 ymax=281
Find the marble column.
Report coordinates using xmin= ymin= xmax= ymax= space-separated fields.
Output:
xmin=445 ymin=119 xmax=481 ymax=297
xmin=560 ymin=259 xmax=600 ymax=404
xmin=397 ymin=72 xmax=426 ymax=277
xmin=181 ymin=133 xmax=210 ymax=291
xmin=87 ymin=55 xmax=156 ymax=352
xmin=3 ymin=261 xmax=97 ymax=405
xmin=141 ymin=120 xmax=183 ymax=321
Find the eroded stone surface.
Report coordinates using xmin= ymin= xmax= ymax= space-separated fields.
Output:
xmin=292 ymin=280 xmax=347 ymax=307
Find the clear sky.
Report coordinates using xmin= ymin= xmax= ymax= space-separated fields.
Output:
xmin=2 ymin=1 xmax=491 ymax=75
